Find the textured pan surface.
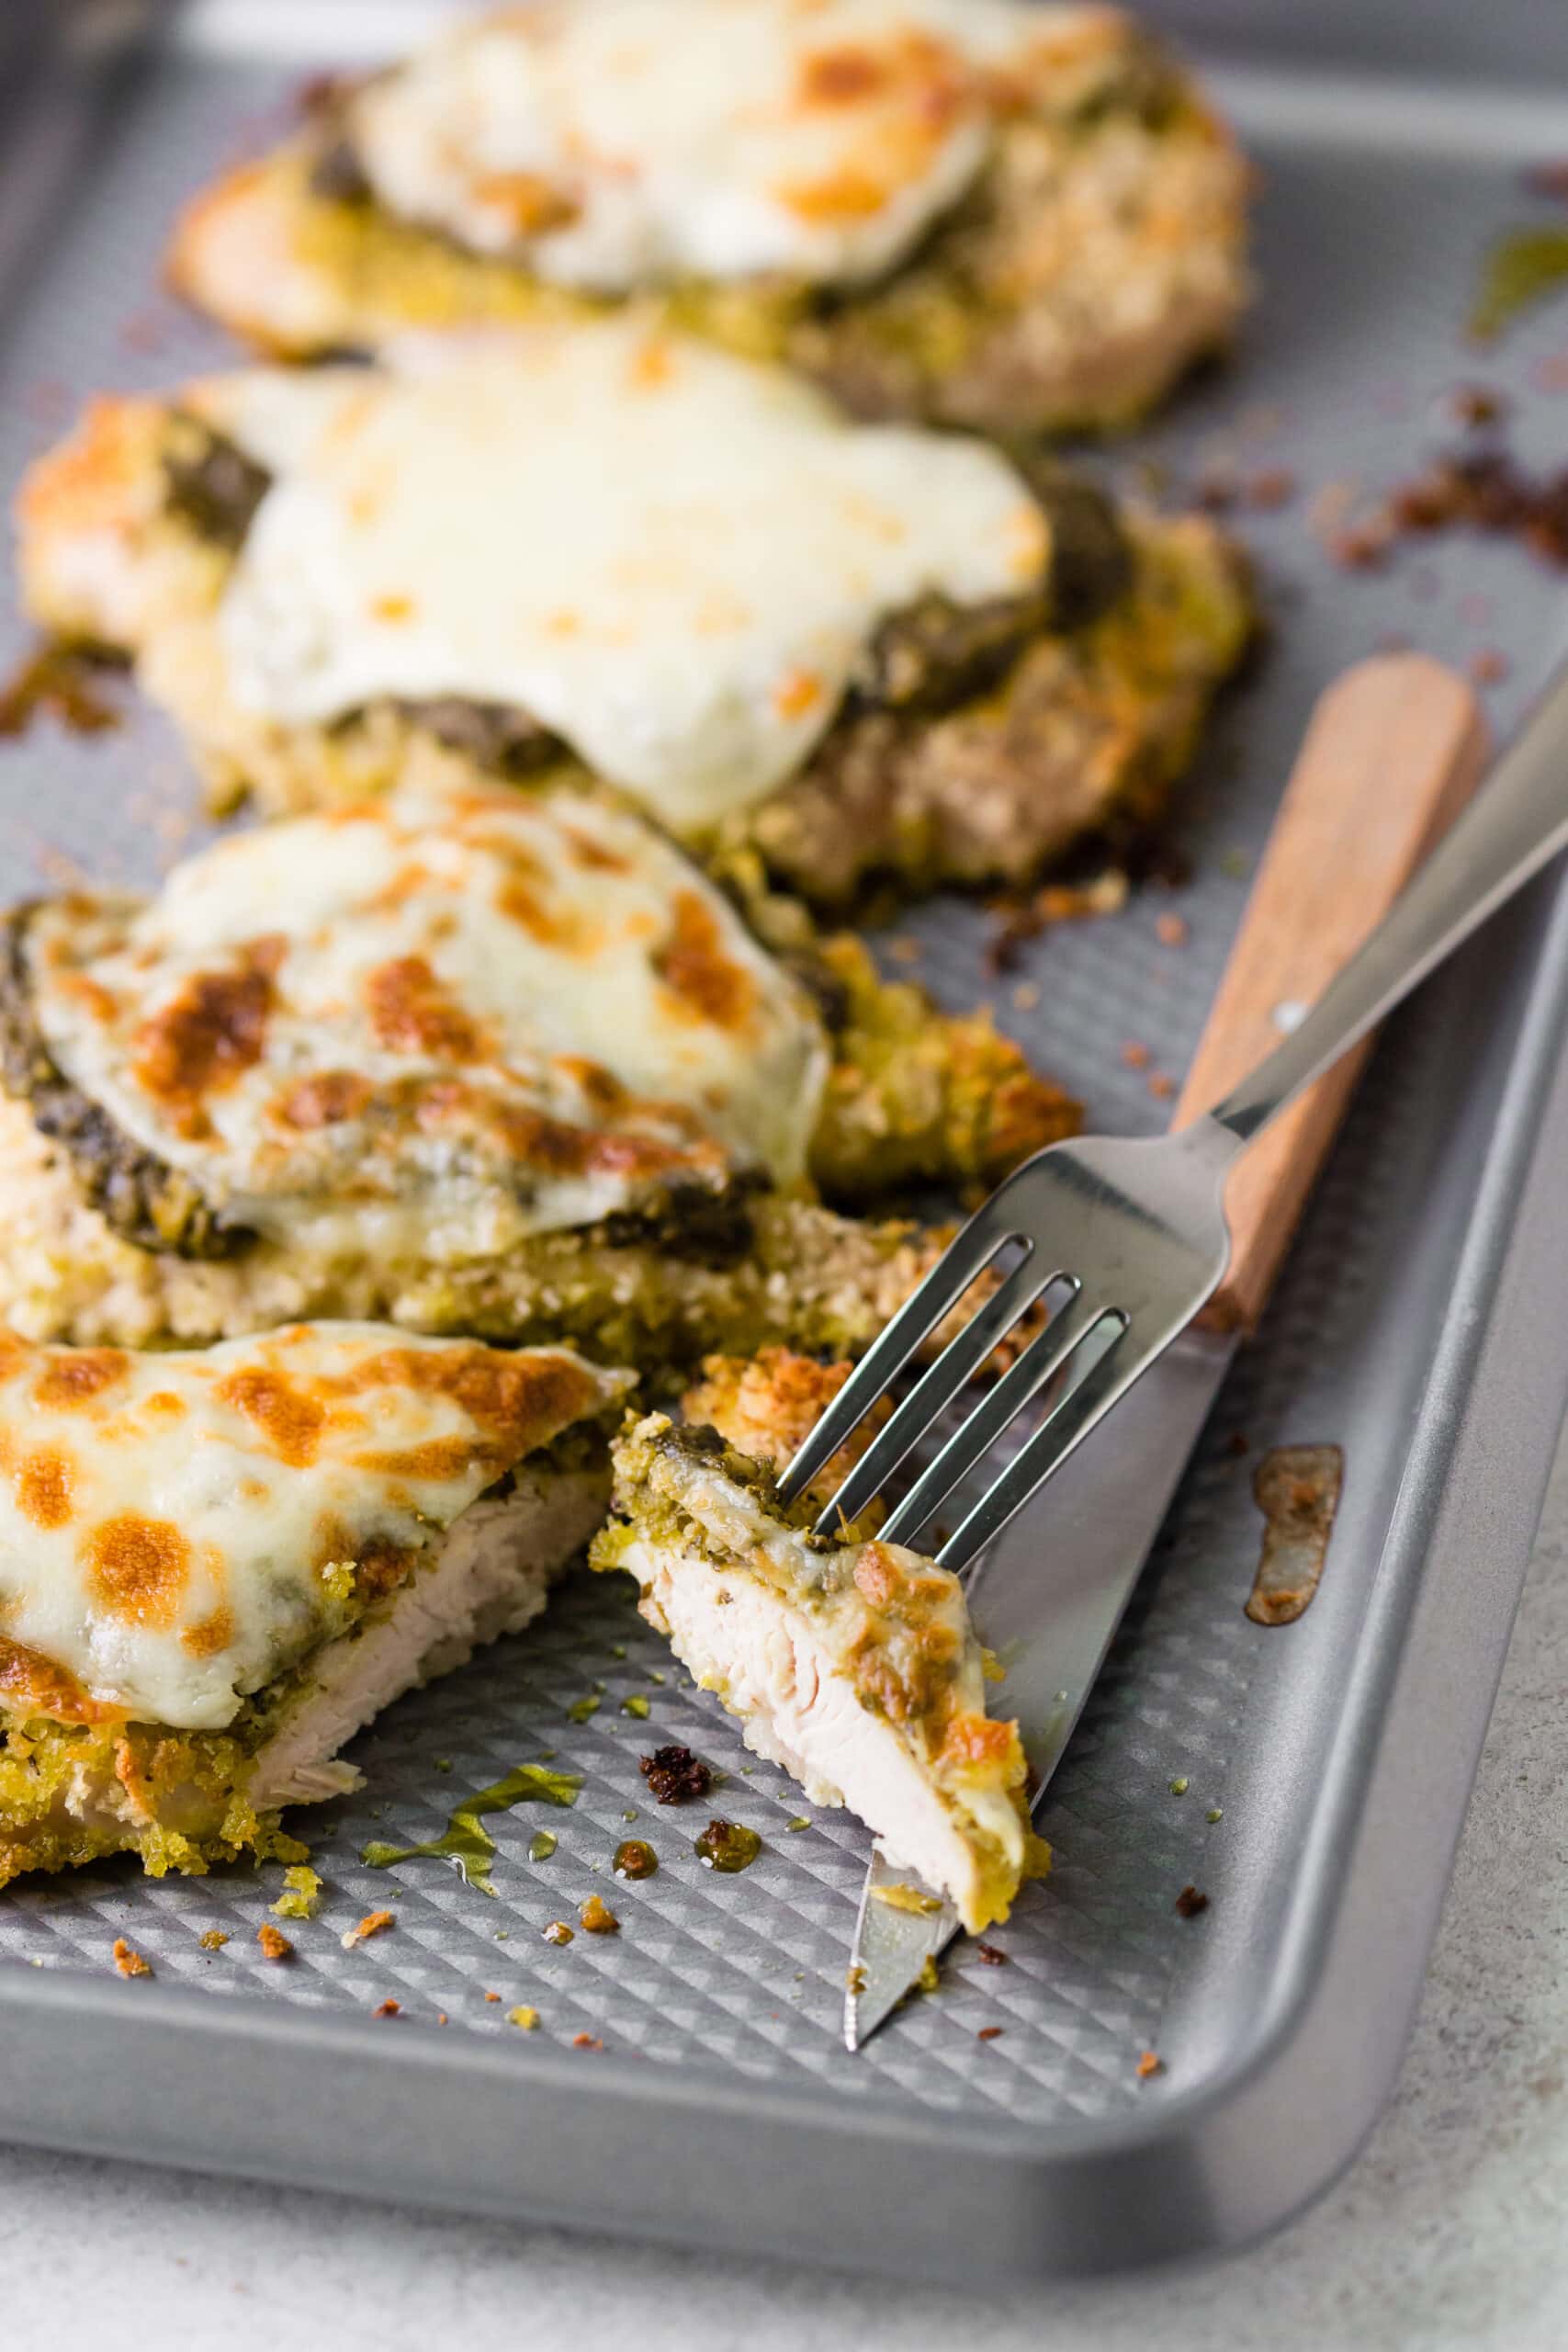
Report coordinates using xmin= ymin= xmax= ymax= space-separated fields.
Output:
xmin=2 ymin=2 xmax=1568 ymax=2177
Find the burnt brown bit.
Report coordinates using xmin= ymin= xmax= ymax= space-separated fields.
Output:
xmin=216 ymin=1364 xmax=326 ymax=1468
xmin=33 ymin=1348 xmax=130 ymax=1412
xmin=1347 ymin=440 xmax=1568 ymax=571
xmin=976 ymin=1943 xmax=1009 ymax=1966
xmin=131 ymin=936 xmax=285 ymax=1134
xmin=653 ymin=892 xmax=754 ymax=1031
xmin=1175 ymin=1885 xmax=1209 ymax=1918
xmin=976 ymin=2026 xmax=1004 ymax=2042
xmin=638 ymin=1744 xmax=713 ymax=1805
xmin=180 ymin=1603 xmax=235 ymax=1660
xmin=275 ymin=1069 xmax=373 ymax=1130
xmin=1246 ymin=1443 xmax=1344 ymax=1626
xmin=365 ymin=954 xmax=484 ymax=1061
xmin=162 ymin=413 xmax=272 ymax=551
xmin=15 ymin=1445 xmax=76 ymax=1530
xmin=0 ymin=643 xmax=123 ymax=741
xmin=83 ymin=1512 xmax=192 ymax=1628
xmin=0 ymin=1635 xmax=119 ymax=1724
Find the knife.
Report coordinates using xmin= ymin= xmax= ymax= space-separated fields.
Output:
xmin=845 ymin=653 xmax=1492 ymax=2050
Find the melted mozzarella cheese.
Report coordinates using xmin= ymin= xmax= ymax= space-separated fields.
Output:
xmin=201 ymin=326 xmax=1046 ymax=827
xmin=27 ymin=779 xmax=829 ymax=1258
xmin=0 ymin=1323 xmax=624 ymax=1729
xmin=345 ymin=0 xmax=1097 ymax=292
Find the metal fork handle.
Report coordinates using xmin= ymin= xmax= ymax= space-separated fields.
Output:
xmin=1201 ymin=658 xmax=1568 ymax=1151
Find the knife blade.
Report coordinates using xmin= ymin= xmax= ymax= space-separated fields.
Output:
xmin=843 ymin=653 xmax=1493 ymax=2052
xmin=844 ymin=1326 xmax=1233 ymax=2049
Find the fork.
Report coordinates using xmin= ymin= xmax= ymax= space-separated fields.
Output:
xmin=778 ymin=653 xmax=1568 ymax=1562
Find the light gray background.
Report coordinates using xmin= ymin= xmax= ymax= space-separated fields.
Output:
xmin=4 ymin=1430 xmax=1565 ymax=2350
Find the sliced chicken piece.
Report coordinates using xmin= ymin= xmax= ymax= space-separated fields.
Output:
xmin=592 ymin=1355 xmax=1032 ymax=1933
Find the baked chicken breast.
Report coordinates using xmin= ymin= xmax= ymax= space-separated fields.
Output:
xmin=0 ymin=1320 xmax=627 ymax=1889
xmin=17 ymin=323 xmax=1250 ymax=908
xmin=0 ymin=776 xmax=1069 ymax=1359
xmin=167 ymin=0 xmax=1250 ymax=439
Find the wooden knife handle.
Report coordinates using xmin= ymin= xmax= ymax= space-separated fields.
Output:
xmin=1173 ymin=654 xmax=1491 ymax=1336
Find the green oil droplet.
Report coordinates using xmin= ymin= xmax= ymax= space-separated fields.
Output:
xmin=786 ymin=1816 xmax=810 ymax=1832
xmin=1207 ymin=1806 xmax=1224 ymax=1824
xmin=361 ymin=1764 xmax=581 ymax=1892
xmin=567 ymin=1694 xmax=602 ymax=1723
xmin=621 ymin=1693 xmax=650 ymax=1719
xmin=614 ymin=1838 xmax=658 ymax=1882
xmin=529 ymin=1830 xmax=558 ymax=1862
xmin=611 ymin=1644 xmax=627 ymax=1659
xmin=1472 ymin=227 xmax=1568 ymax=340
xmin=694 ymin=1818 xmax=762 ymax=1874
xmin=1168 ymin=1777 xmax=1189 ymax=1796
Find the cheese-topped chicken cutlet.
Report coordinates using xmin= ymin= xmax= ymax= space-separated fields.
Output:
xmin=167 ymin=0 xmax=1249 ymax=440
xmin=0 ymin=1321 xmax=628 ymax=1889
xmin=0 ymin=777 xmax=1072 ymax=1356
xmin=17 ymin=324 xmax=1251 ymax=908
xmin=591 ymin=1351 xmax=1036 ymax=1932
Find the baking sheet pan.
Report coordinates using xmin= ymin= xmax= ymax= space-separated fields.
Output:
xmin=2 ymin=0 xmax=1568 ymax=2281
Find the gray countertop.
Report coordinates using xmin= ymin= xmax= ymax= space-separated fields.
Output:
xmin=5 ymin=1442 xmax=1565 ymax=2352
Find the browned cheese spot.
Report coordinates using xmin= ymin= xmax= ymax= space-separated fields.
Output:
xmin=350 ymin=1437 xmax=481 ymax=1483
xmin=276 ymin=1069 xmax=374 ymax=1129
xmin=0 ymin=1635 xmax=120 ymax=1724
xmin=1246 ymin=1445 xmax=1344 ymax=1625
xmin=799 ymin=42 xmax=891 ymax=104
xmin=33 ymin=1348 xmax=130 ymax=1411
xmin=365 ymin=955 xmax=483 ymax=1061
xmin=335 ymin=1344 xmax=601 ymax=1463
xmin=180 ymin=1604 xmax=235 ymax=1660
xmin=15 ymin=1445 xmax=76 ymax=1530
xmin=130 ymin=936 xmax=284 ymax=1134
xmin=84 ymin=1513 xmax=191 ymax=1628
xmin=215 ymin=1365 xmax=327 ymax=1468
xmin=653 ymin=890 xmax=754 ymax=1031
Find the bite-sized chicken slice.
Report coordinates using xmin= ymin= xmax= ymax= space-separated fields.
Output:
xmin=165 ymin=0 xmax=1250 ymax=440
xmin=0 ymin=1321 xmax=629 ymax=1888
xmin=591 ymin=1362 xmax=1033 ymax=1933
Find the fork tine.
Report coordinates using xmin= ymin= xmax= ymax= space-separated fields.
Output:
xmin=774 ymin=1200 xmax=1019 ymax=1504
xmin=934 ymin=1320 xmax=1144 ymax=1573
xmin=811 ymin=1253 xmax=1065 ymax=1536
xmin=877 ymin=1291 xmax=1111 ymax=1552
